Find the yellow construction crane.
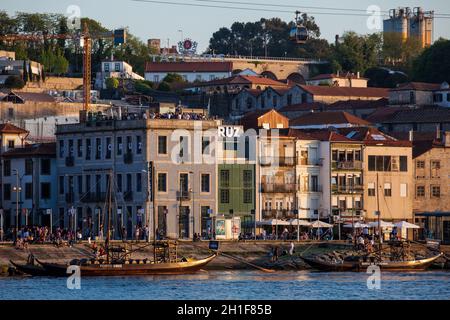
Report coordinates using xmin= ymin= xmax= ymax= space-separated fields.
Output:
xmin=0 ymin=22 xmax=126 ymax=113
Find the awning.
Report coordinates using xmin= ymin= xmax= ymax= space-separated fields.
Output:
xmin=394 ymin=221 xmax=421 ymax=229
xmin=256 ymin=219 xmax=291 ymax=226
xmin=343 ymin=222 xmax=369 ymax=228
xmin=310 ymin=220 xmax=334 ymax=228
xmin=288 ymin=219 xmax=311 ymax=226
xmin=368 ymin=220 xmax=395 ymax=228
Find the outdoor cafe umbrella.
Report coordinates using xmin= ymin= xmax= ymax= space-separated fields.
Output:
xmin=256 ymin=219 xmax=291 ymax=226
xmin=309 ymin=220 xmax=333 ymax=228
xmin=394 ymin=221 xmax=420 ymax=229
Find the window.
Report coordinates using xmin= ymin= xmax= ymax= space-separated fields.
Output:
xmin=400 ymin=156 xmax=408 ymax=172
xmin=136 ymin=136 xmax=142 ymax=154
xmin=400 ymin=183 xmax=407 ymax=198
xmin=41 ymin=159 xmax=51 ymax=175
xmin=416 ymin=161 xmax=425 ymax=169
xmin=210 ymin=75 xmax=215 ymax=81
xmin=158 ymin=173 xmax=167 ymax=192
xmin=3 ymin=159 xmax=11 ymax=176
xmin=220 ymin=189 xmax=229 ymax=203
xmin=431 ymin=186 xmax=440 ymax=198
xmin=433 ymin=93 xmax=443 ymax=103
xmin=202 ymin=137 xmax=210 ymax=155
xmin=126 ymin=174 xmax=132 ymax=192
xmin=24 ymin=183 xmax=33 ymax=199
xmin=153 ymin=75 xmax=159 ymax=82
xmin=196 ymin=74 xmax=202 ymax=82
xmin=368 ymin=182 xmax=375 ymax=197
xmin=95 ymin=138 xmax=102 ymax=159
xmin=59 ymin=140 xmax=65 ymax=158
xmin=384 ymin=183 xmax=392 ymax=197
xmin=85 ymin=175 xmax=91 ymax=194
xmin=8 ymin=140 xmax=14 ymax=149
xmin=220 ymin=170 xmax=230 ymax=188
xmin=287 ymin=94 xmax=292 ymax=106
xmin=78 ymin=175 xmax=83 ymax=195
xmin=104 ymin=63 xmax=110 ymax=72
xmin=431 ymin=161 xmax=440 ymax=178
xmin=416 ymin=186 xmax=425 ymax=197
xmin=115 ymin=63 xmax=120 ymax=72
xmin=243 ymin=170 xmax=252 ymax=188
xmin=106 ymin=137 xmax=112 ymax=159
xmin=117 ymin=137 xmax=123 ymax=155
xmin=136 ymin=173 xmax=142 ymax=192
xmin=3 ymin=184 xmax=11 ymax=200
xmin=179 ymin=136 xmax=188 ymax=159
xmin=77 ymin=139 xmax=83 ymax=157
xmin=68 ymin=139 xmax=74 ymax=156
xmin=117 ymin=174 xmax=122 ymax=192
xmin=86 ymin=138 xmax=91 ymax=160
xmin=158 ymin=136 xmax=167 ymax=154
xmin=201 ymin=174 xmax=210 ymax=193
xmin=41 ymin=183 xmax=51 ymax=199
xmin=59 ymin=176 xmax=64 ymax=194
xmin=8 ymin=107 xmax=14 ymax=118
xmin=243 ymin=189 xmax=252 ymax=204
xmin=126 ymin=136 xmax=132 ymax=153
xmin=25 ymin=159 xmax=33 ymax=175
xmin=410 ymin=91 xmax=415 ymax=104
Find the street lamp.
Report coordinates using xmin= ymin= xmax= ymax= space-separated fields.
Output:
xmin=189 ymin=171 xmax=195 ymax=239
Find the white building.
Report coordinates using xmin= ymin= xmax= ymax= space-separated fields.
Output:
xmin=144 ymin=61 xmax=233 ymax=83
xmin=433 ymin=82 xmax=450 ymax=108
xmin=306 ymin=72 xmax=368 ymax=88
xmin=95 ymin=60 xmax=144 ymax=89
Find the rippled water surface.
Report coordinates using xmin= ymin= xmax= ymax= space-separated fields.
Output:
xmin=1 ymin=271 xmax=449 ymax=300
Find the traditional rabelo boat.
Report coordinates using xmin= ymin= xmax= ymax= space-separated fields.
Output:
xmin=13 ymin=168 xmax=217 ymax=277
xmin=302 ymin=173 xmax=443 ymax=272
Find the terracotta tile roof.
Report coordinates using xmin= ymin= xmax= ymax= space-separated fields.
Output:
xmin=3 ymin=91 xmax=56 ymax=103
xmin=145 ymin=61 xmax=233 ymax=73
xmin=2 ymin=142 xmax=56 ymax=158
xmin=299 ymin=85 xmax=389 ymax=98
xmin=290 ymin=111 xmax=372 ymax=127
xmin=389 ymin=131 xmax=439 ymax=142
xmin=390 ymin=82 xmax=442 ymax=92
xmin=279 ymin=102 xmax=327 ymax=113
xmin=239 ymin=88 xmax=263 ymax=97
xmin=0 ymin=123 xmax=28 ymax=134
xmin=327 ymin=98 xmax=388 ymax=110
xmin=287 ymin=128 xmax=355 ymax=142
xmin=240 ymin=109 xmax=288 ymax=130
xmin=379 ymin=107 xmax=450 ymax=124
xmin=193 ymin=75 xmax=288 ymax=87
xmin=411 ymin=139 xmax=447 ymax=158
xmin=365 ymin=107 xmax=410 ymax=123
xmin=337 ymin=127 xmax=412 ymax=147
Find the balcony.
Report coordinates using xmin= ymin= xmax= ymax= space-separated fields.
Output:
xmin=298 ymin=158 xmax=322 ymax=166
xmin=80 ymin=192 xmax=108 ymax=203
xmin=177 ymin=190 xmax=191 ymax=201
xmin=65 ymin=156 xmax=75 ymax=167
xmin=300 ymin=185 xmax=323 ymax=193
xmin=261 ymin=183 xmax=296 ymax=193
xmin=332 ymin=160 xmax=362 ymax=170
xmin=124 ymin=152 xmax=133 ymax=164
xmin=262 ymin=209 xmax=297 ymax=219
xmin=260 ymin=156 xmax=295 ymax=167
xmin=332 ymin=185 xmax=364 ymax=194
xmin=124 ymin=191 xmax=133 ymax=201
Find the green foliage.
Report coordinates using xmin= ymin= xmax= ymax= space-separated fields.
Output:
xmin=383 ymin=32 xmax=423 ymax=70
xmin=364 ymin=67 xmax=409 ymax=88
xmin=411 ymin=39 xmax=450 ymax=84
xmin=163 ymin=73 xmax=184 ymax=83
xmin=40 ymin=48 xmax=69 ymax=74
xmin=105 ymin=77 xmax=119 ymax=90
xmin=134 ymin=79 xmax=154 ymax=95
xmin=157 ymin=81 xmax=171 ymax=92
xmin=4 ymin=75 xmax=25 ymax=89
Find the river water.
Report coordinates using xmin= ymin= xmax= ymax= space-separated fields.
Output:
xmin=1 ymin=271 xmax=449 ymax=300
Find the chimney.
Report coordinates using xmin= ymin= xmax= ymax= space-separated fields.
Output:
xmin=409 ymin=130 xmax=414 ymax=142
xmin=357 ymin=72 xmax=360 ymax=79
xmin=445 ymin=132 xmax=450 ymax=147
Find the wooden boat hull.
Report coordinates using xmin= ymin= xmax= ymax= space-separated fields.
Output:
xmin=303 ymin=253 xmax=444 ymax=272
xmin=36 ymin=254 xmax=217 ymax=277
xmin=9 ymin=260 xmax=49 ymax=276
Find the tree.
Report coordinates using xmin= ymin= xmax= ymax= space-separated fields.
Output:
xmin=364 ymin=67 xmax=409 ymax=88
xmin=4 ymin=75 xmax=25 ymax=89
xmin=105 ymin=77 xmax=119 ymax=90
xmin=157 ymin=81 xmax=171 ymax=92
xmin=383 ymin=32 xmax=423 ymax=69
xmin=22 ymin=60 xmax=28 ymax=83
xmin=163 ymin=73 xmax=184 ymax=83
xmin=412 ymin=39 xmax=450 ymax=84
xmin=134 ymin=80 xmax=154 ymax=95
xmin=331 ymin=32 xmax=382 ymax=74
xmin=207 ymin=16 xmax=322 ymax=58
xmin=40 ymin=48 xmax=69 ymax=74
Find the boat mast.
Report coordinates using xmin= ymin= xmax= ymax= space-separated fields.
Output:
xmin=106 ymin=169 xmax=113 ymax=264
xmin=376 ymin=172 xmax=381 ymax=251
